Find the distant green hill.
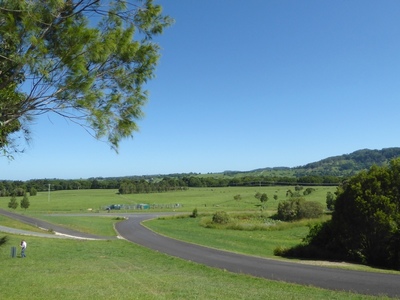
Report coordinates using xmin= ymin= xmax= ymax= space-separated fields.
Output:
xmin=219 ymin=148 xmax=400 ymax=178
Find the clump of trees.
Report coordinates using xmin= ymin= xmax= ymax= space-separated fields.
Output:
xmin=279 ymin=158 xmax=400 ymax=269
xmin=7 ymin=193 xmax=30 ymax=210
xmin=277 ymin=198 xmax=323 ymax=221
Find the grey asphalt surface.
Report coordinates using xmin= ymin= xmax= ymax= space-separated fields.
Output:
xmin=115 ymin=214 xmax=400 ymax=298
xmin=1 ymin=209 xmax=400 ymax=298
xmin=0 ymin=209 xmax=115 ymax=240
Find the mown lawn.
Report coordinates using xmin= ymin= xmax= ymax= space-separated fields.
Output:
xmin=0 ymin=234 xmax=388 ymax=300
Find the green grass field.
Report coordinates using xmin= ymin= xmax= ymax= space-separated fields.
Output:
xmin=0 ymin=185 xmax=336 ymax=213
xmin=0 ymin=187 xmax=395 ymax=299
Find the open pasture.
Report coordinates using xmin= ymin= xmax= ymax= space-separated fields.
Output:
xmin=0 ymin=186 xmax=337 ymax=214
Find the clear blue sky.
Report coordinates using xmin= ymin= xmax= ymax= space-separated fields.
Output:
xmin=2 ymin=0 xmax=400 ymax=181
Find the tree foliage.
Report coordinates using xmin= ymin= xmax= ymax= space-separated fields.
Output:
xmin=212 ymin=211 xmax=230 ymax=225
xmin=20 ymin=193 xmax=30 ymax=210
xmin=277 ymin=198 xmax=323 ymax=221
xmin=0 ymin=0 xmax=173 ymax=156
xmin=305 ymin=159 xmax=400 ymax=269
xmin=8 ymin=194 xmax=18 ymax=209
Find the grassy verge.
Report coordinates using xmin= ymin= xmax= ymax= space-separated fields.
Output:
xmin=0 ymin=234 xmax=387 ymax=300
xmin=35 ymin=215 xmax=122 ymax=236
xmin=0 ymin=215 xmax=51 ymax=233
xmin=144 ymin=215 xmax=400 ymax=274
xmin=145 ymin=215 xmax=314 ymax=258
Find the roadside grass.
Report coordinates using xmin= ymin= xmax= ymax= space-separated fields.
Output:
xmin=0 ymin=215 xmax=50 ymax=233
xmin=0 ymin=234 xmax=388 ymax=300
xmin=34 ymin=215 xmax=122 ymax=236
xmin=144 ymin=214 xmax=400 ymax=274
xmin=145 ymin=215 xmax=317 ymax=258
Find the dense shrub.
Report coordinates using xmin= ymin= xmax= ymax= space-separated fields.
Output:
xmin=277 ymin=198 xmax=323 ymax=221
xmin=212 ymin=211 xmax=230 ymax=224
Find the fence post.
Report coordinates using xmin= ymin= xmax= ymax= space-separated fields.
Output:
xmin=11 ymin=246 xmax=17 ymax=258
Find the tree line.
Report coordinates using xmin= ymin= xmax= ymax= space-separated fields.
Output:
xmin=0 ymin=175 xmax=342 ymax=197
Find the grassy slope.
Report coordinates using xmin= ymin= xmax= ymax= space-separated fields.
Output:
xmin=0 ymin=235 xmax=386 ymax=300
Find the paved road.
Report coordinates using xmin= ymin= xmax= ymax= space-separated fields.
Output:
xmin=0 ymin=209 xmax=114 ymax=240
xmin=115 ymin=214 xmax=400 ymax=298
xmin=2 ymin=209 xmax=400 ymax=298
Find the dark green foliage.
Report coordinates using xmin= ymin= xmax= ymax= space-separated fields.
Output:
xmin=260 ymin=193 xmax=268 ymax=203
xmin=0 ymin=236 xmax=8 ymax=247
xmin=212 ymin=211 xmax=230 ymax=225
xmin=299 ymin=158 xmax=400 ymax=269
xmin=277 ymin=198 xmax=323 ymax=221
xmin=303 ymin=187 xmax=315 ymax=195
xmin=20 ymin=193 xmax=30 ymax=210
xmin=326 ymin=191 xmax=335 ymax=210
xmin=233 ymin=194 xmax=241 ymax=201
xmin=190 ymin=208 xmax=198 ymax=218
xmin=8 ymin=195 xmax=18 ymax=209
xmin=29 ymin=187 xmax=37 ymax=196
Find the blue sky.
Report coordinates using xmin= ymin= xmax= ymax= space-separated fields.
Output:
xmin=2 ymin=0 xmax=400 ymax=180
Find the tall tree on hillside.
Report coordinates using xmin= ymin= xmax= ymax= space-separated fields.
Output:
xmin=0 ymin=0 xmax=173 ymax=157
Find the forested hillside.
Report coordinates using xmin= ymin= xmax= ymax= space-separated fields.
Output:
xmin=229 ymin=148 xmax=400 ymax=178
xmin=293 ymin=147 xmax=400 ymax=177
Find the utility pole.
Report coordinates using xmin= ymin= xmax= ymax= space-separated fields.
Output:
xmin=48 ymin=184 xmax=51 ymax=202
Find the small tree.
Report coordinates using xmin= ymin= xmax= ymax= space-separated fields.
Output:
xmin=254 ymin=192 xmax=262 ymax=200
xmin=303 ymin=188 xmax=316 ymax=196
xmin=286 ymin=189 xmax=293 ymax=197
xmin=233 ymin=194 xmax=241 ymax=201
xmin=20 ymin=193 xmax=30 ymax=210
xmin=8 ymin=195 xmax=18 ymax=210
xmin=260 ymin=193 xmax=268 ymax=207
xmin=273 ymin=194 xmax=278 ymax=201
xmin=190 ymin=208 xmax=198 ymax=218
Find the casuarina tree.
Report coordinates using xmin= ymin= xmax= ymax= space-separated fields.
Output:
xmin=0 ymin=0 xmax=173 ymax=157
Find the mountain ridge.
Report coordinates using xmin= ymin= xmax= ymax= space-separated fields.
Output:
xmin=223 ymin=147 xmax=400 ymax=178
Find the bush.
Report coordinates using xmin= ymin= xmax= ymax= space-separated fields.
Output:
xmin=298 ymin=201 xmax=323 ymax=219
xmin=277 ymin=198 xmax=323 ymax=221
xmin=212 ymin=211 xmax=230 ymax=224
xmin=190 ymin=208 xmax=198 ymax=218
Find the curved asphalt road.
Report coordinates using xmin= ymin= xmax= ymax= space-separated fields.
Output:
xmin=115 ymin=214 xmax=400 ymax=298
xmin=1 ymin=209 xmax=400 ymax=298
xmin=0 ymin=209 xmax=114 ymax=240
